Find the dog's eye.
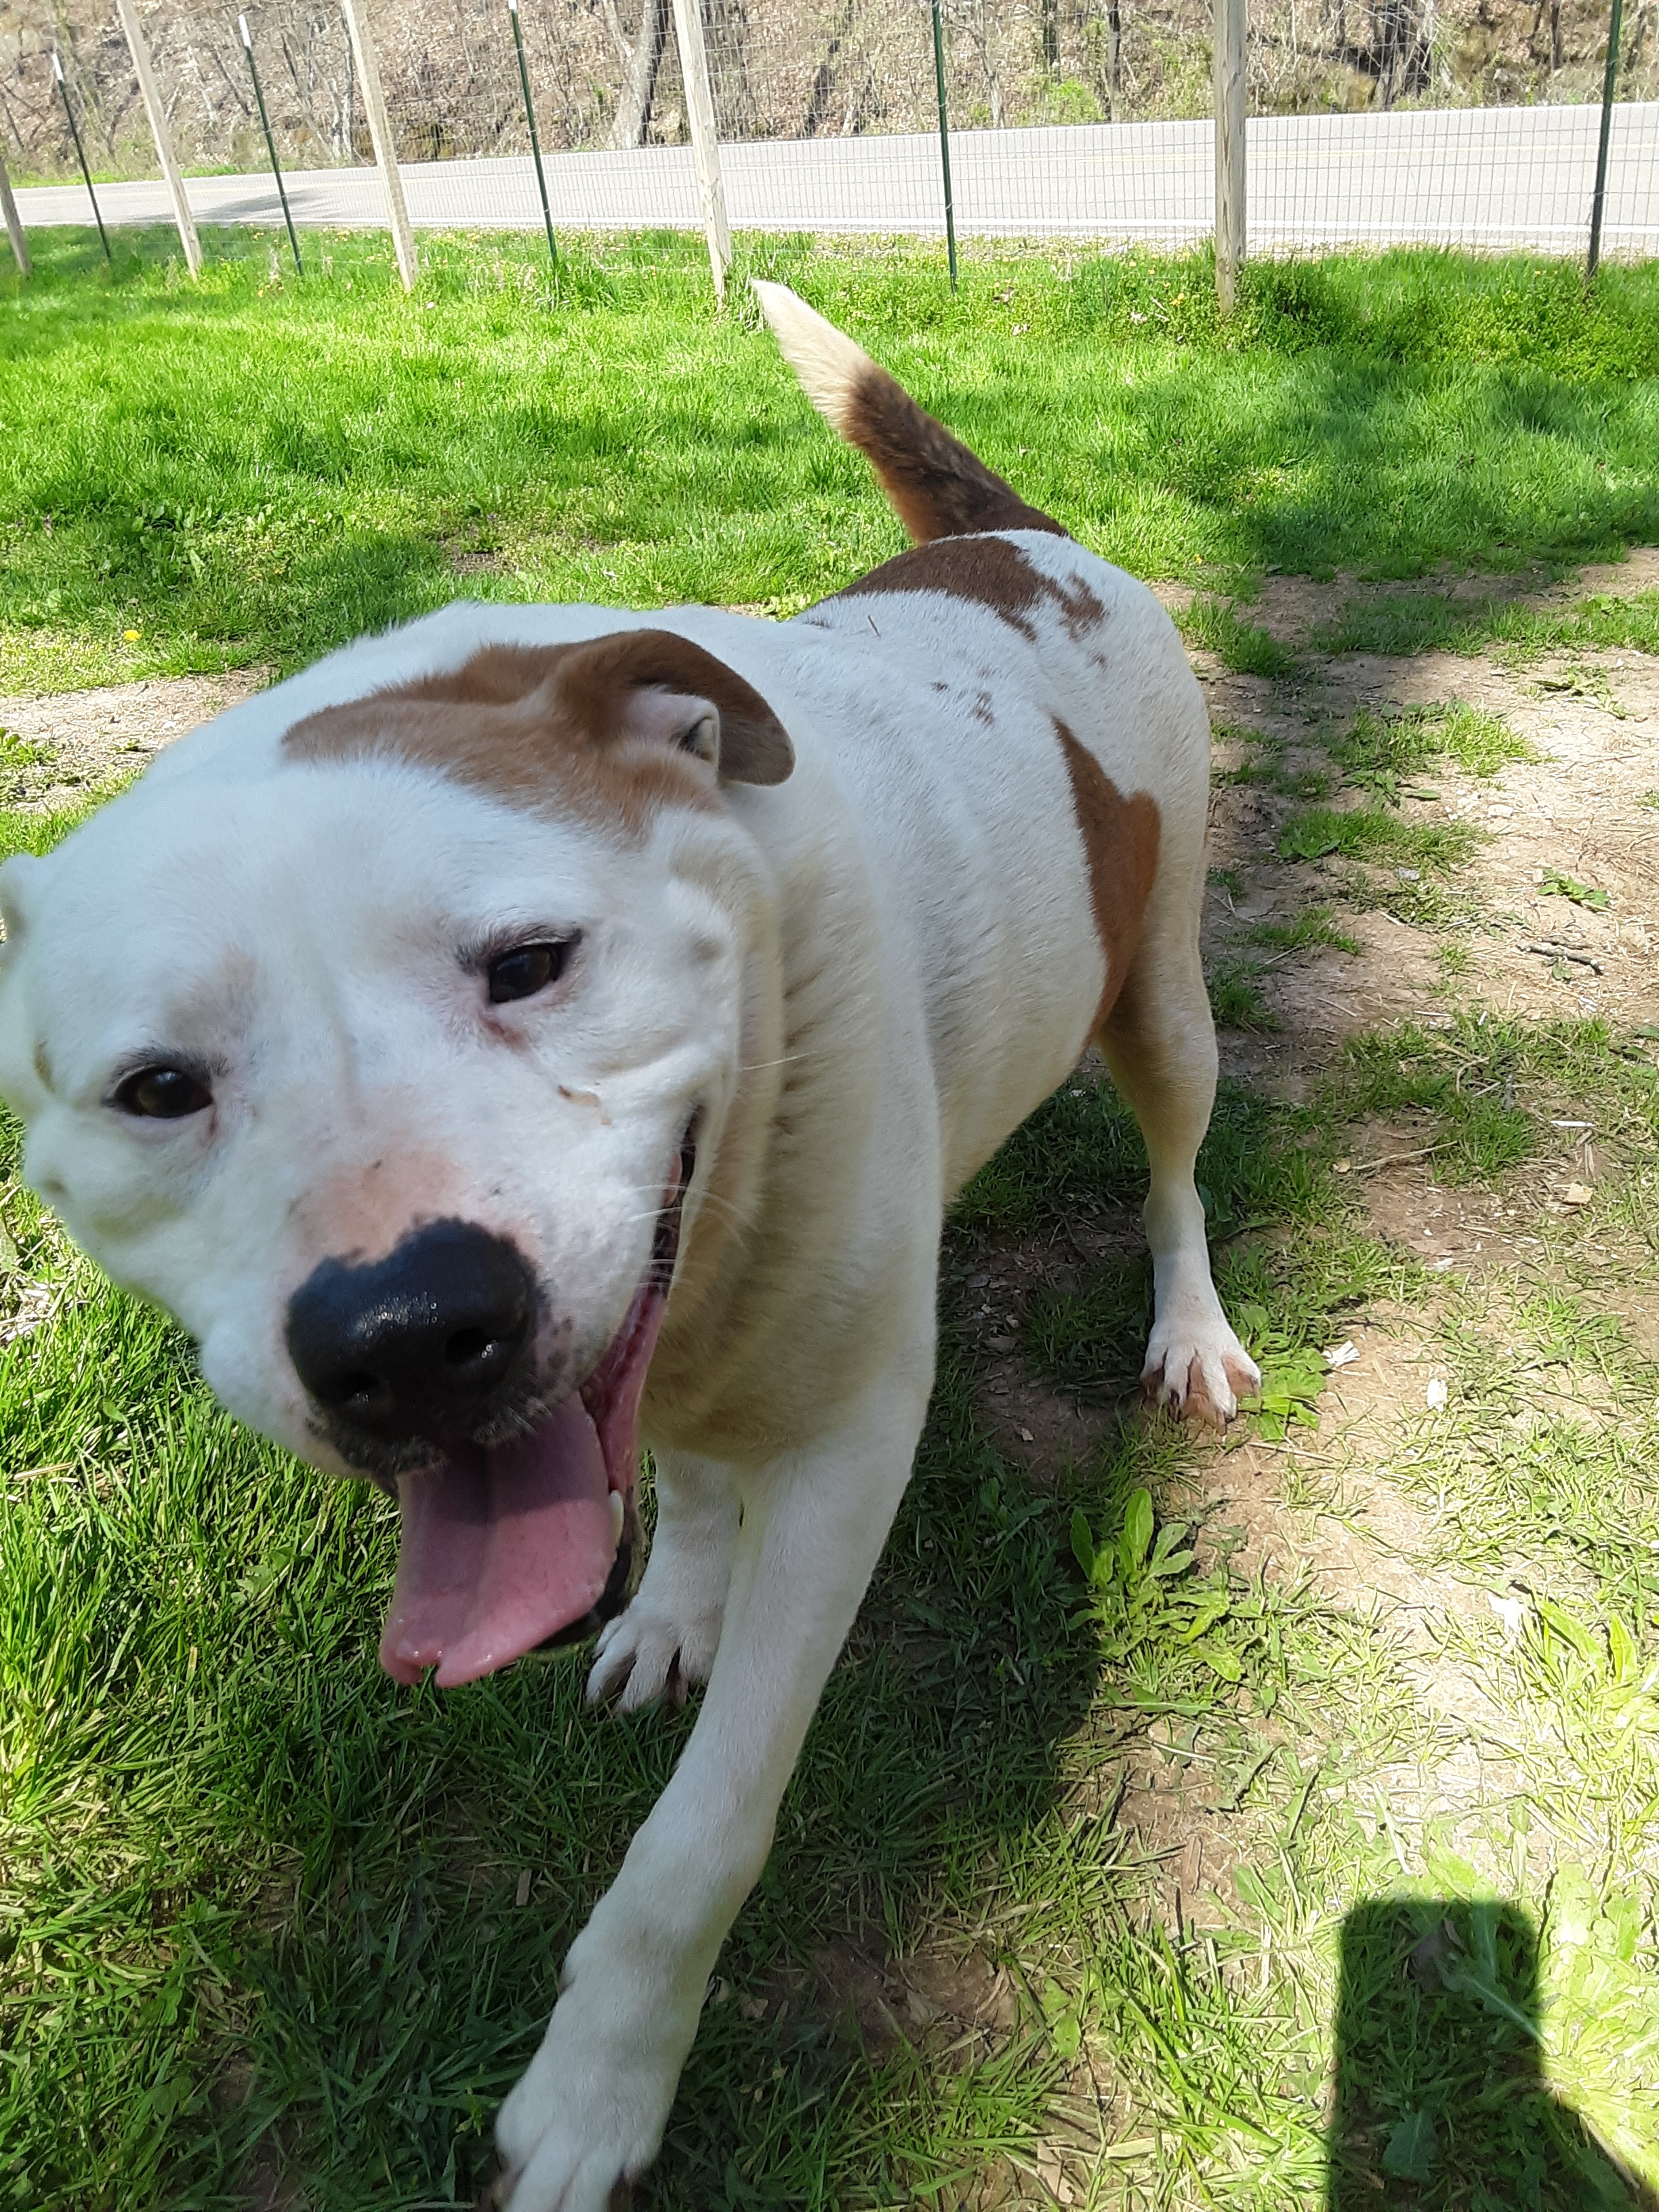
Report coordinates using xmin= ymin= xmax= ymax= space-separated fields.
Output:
xmin=112 ymin=1065 xmax=212 ymax=1119
xmin=487 ymin=939 xmax=574 ymax=1004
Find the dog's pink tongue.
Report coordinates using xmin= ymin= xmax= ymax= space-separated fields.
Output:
xmin=380 ymin=1401 xmax=614 ymax=1689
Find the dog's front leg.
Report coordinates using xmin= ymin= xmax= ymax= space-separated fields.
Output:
xmin=495 ymin=1368 xmax=933 ymax=2212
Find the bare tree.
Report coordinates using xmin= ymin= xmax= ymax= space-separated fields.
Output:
xmin=802 ymin=0 xmax=855 ymax=132
xmin=1102 ymin=0 xmax=1123 ymax=115
xmin=605 ymin=0 xmax=670 ymax=144
xmin=703 ymin=0 xmax=756 ymax=137
xmin=1371 ymin=0 xmax=1433 ymax=102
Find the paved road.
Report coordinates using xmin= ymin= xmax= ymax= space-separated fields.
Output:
xmin=16 ymin=102 xmax=1658 ymax=256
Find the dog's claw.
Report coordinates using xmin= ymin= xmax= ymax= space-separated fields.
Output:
xmin=1140 ymin=1321 xmax=1259 ymax=1429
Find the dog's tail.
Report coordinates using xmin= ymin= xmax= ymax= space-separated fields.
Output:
xmin=752 ymin=280 xmax=1066 ymax=546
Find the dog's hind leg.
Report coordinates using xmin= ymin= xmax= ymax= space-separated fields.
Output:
xmin=588 ymin=1450 xmax=738 ymax=1713
xmin=1099 ymin=909 xmax=1261 ymax=1426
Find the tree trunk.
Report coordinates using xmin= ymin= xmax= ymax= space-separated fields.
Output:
xmin=802 ymin=0 xmax=857 ymax=134
xmin=610 ymin=0 xmax=670 ymax=148
xmin=702 ymin=0 xmax=756 ymax=140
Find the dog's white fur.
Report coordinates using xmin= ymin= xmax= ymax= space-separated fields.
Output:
xmin=0 ymin=287 xmax=1256 ymax=2209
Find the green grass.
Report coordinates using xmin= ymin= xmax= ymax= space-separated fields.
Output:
xmin=1277 ymin=803 xmax=1480 ymax=874
xmin=1265 ymin=701 xmax=1536 ymax=930
xmin=1321 ymin=1014 xmax=1659 ymax=1187
xmin=1173 ymin=596 xmax=1298 ymax=677
xmin=1330 ymin=701 xmax=1536 ymax=787
xmin=1249 ymin=905 xmax=1364 ymax=958
xmin=0 ymin=792 xmax=110 ymax=857
xmin=7 ymin=239 xmax=1659 ymax=2209
xmin=5 ymin=228 xmax=1659 ymax=691
xmin=1315 ymin=586 xmax=1659 ymax=659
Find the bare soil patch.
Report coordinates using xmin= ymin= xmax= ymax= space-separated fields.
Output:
xmin=0 ymin=670 xmax=269 ymax=811
xmin=1200 ymin=644 xmax=1658 ymax=1076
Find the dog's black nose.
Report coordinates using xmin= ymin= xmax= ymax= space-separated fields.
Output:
xmin=286 ymin=1220 xmax=535 ymax=1442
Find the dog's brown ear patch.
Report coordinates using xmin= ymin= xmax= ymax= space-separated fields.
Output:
xmin=284 ymin=630 xmax=794 ymax=831
xmin=552 ymin=630 xmax=794 ymax=786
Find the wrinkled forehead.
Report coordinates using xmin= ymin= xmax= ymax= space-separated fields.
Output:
xmin=14 ymin=760 xmax=615 ymax=1051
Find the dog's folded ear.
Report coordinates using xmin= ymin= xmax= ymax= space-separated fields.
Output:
xmin=286 ymin=630 xmax=796 ymax=803
xmin=550 ymin=630 xmax=794 ymax=787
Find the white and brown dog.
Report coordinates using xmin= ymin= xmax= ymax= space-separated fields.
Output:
xmin=0 ymin=285 xmax=1256 ymax=2208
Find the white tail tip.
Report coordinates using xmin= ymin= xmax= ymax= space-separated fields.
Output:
xmin=751 ymin=279 xmax=877 ymax=438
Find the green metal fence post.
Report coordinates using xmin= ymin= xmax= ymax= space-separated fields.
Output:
xmin=241 ymin=13 xmax=303 ymax=273
xmin=508 ymin=0 xmax=557 ymax=266
xmin=52 ymin=50 xmax=111 ymax=263
xmin=930 ymin=0 xmax=958 ymax=290
xmin=1586 ymin=0 xmax=1625 ymax=278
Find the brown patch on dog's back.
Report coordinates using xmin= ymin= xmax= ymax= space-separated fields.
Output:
xmin=832 ymin=536 xmax=1105 ymax=643
xmin=840 ymin=362 xmax=1068 ymax=545
xmin=1052 ymin=717 xmax=1161 ymax=1033
xmin=284 ymin=632 xmax=791 ymax=834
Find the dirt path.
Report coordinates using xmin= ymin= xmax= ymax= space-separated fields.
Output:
xmin=1198 ymin=639 xmax=1658 ymax=1056
xmin=0 ymin=671 xmax=268 ymax=813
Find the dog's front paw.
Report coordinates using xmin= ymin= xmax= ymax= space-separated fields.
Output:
xmin=587 ymin=1589 xmax=722 ymax=1709
xmin=1141 ymin=1303 xmax=1260 ymax=1427
xmin=586 ymin=1517 xmax=729 ymax=1710
xmin=494 ymin=1963 xmax=693 ymax=2212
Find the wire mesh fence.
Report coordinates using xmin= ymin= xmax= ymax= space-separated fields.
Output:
xmin=3 ymin=0 xmax=1656 ymax=264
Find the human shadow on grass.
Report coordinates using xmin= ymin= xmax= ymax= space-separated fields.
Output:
xmin=1328 ymin=1899 xmax=1658 ymax=2211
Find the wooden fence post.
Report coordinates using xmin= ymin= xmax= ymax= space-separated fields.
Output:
xmin=0 ymin=150 xmax=29 ymax=276
xmin=114 ymin=0 xmax=201 ymax=275
xmin=338 ymin=0 xmax=418 ymax=291
xmin=1213 ymin=0 xmax=1246 ymax=313
xmin=670 ymin=0 xmax=732 ymax=302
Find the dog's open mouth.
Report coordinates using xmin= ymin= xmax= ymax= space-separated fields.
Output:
xmin=377 ymin=1126 xmax=695 ymax=1688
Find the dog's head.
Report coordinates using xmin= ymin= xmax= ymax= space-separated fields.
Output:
xmin=0 ymin=627 xmax=792 ymax=1685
